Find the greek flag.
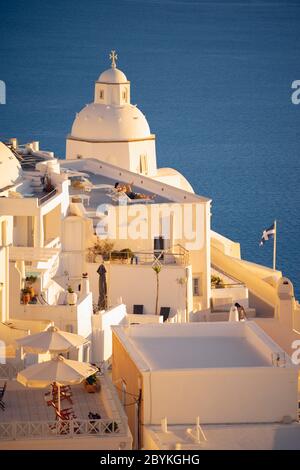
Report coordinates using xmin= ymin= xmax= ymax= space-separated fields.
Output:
xmin=259 ymin=223 xmax=275 ymax=246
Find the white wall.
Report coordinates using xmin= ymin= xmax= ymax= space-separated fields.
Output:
xmin=11 ymin=290 xmax=93 ymax=339
xmin=211 ymin=286 xmax=249 ymax=308
xmin=66 ymin=138 xmax=157 ymax=176
xmin=60 ymin=158 xmax=211 ymax=308
xmin=143 ymin=366 xmax=298 ymax=425
xmin=91 ymin=304 xmax=127 ymax=363
xmin=61 ymin=215 xmax=90 ymax=278
xmin=126 ymin=314 xmax=163 ymax=325
xmin=76 ymin=293 xmax=93 ymax=337
xmin=116 ymin=322 xmax=299 ymax=425
xmin=13 ymin=216 xmax=30 ymax=246
xmin=107 ymin=264 xmax=191 ymax=316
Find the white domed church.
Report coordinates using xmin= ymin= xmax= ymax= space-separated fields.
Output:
xmin=66 ymin=51 xmax=194 ymax=192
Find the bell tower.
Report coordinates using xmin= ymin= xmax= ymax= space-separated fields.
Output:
xmin=94 ymin=50 xmax=130 ymax=106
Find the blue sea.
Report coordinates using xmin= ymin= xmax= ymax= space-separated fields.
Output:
xmin=1 ymin=0 xmax=300 ymax=297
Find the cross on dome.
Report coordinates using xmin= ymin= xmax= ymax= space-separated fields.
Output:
xmin=109 ymin=50 xmax=118 ymax=69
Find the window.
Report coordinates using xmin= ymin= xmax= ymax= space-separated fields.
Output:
xmin=139 ymin=154 xmax=148 ymax=175
xmin=99 ymin=90 xmax=104 ymax=99
xmin=122 ymin=88 xmax=128 ymax=103
xmin=193 ymin=277 xmax=200 ymax=296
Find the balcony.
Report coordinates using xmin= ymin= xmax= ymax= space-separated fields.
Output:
xmin=87 ymin=244 xmax=190 ymax=267
xmin=0 ymin=374 xmax=131 ymax=448
xmin=13 ymin=293 xmax=93 ymax=338
xmin=0 ymin=189 xmax=58 ymax=216
xmin=9 ymin=244 xmax=60 ymax=271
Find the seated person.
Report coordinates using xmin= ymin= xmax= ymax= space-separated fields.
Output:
xmin=234 ymin=302 xmax=247 ymax=321
xmin=114 ymin=182 xmax=155 ymax=200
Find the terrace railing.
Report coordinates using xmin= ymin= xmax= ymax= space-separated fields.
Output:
xmin=106 ymin=244 xmax=190 ymax=267
xmin=0 ymin=418 xmax=124 ymax=441
xmin=38 ymin=189 xmax=57 ymax=206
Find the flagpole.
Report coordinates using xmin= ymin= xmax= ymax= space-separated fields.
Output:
xmin=273 ymin=220 xmax=277 ymax=271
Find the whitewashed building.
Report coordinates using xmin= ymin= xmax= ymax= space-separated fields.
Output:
xmin=112 ymin=321 xmax=300 ymax=450
xmin=0 ymin=51 xmax=300 ymax=450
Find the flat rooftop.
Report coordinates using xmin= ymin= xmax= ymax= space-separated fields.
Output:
xmin=146 ymin=422 xmax=300 ymax=450
xmin=115 ymin=321 xmax=292 ymax=371
xmin=61 ymin=165 xmax=173 ymax=208
xmin=130 ymin=336 xmax=268 ymax=369
xmin=60 ymin=158 xmax=210 ymax=206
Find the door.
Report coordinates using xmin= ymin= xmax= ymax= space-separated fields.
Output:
xmin=154 ymin=236 xmax=165 ymax=261
xmin=27 ymin=216 xmax=34 ymax=247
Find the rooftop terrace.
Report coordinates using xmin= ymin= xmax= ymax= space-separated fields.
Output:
xmin=60 ymin=158 xmax=210 ymax=206
xmin=0 ymin=374 xmax=130 ymax=445
xmin=122 ymin=321 xmax=290 ymax=370
xmin=115 ymin=321 xmax=293 ymax=372
xmin=68 ymin=171 xmax=172 ymax=209
xmin=113 ymin=322 xmax=298 ymax=426
xmin=131 ymin=336 xmax=269 ymax=370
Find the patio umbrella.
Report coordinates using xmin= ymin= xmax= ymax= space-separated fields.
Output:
xmin=97 ymin=263 xmax=107 ymax=310
xmin=17 ymin=355 xmax=98 ymax=413
xmin=15 ymin=325 xmax=87 ymax=354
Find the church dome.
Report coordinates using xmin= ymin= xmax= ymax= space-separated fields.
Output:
xmin=98 ymin=67 xmax=128 ymax=84
xmin=71 ymin=103 xmax=151 ymax=141
xmin=0 ymin=142 xmax=22 ymax=191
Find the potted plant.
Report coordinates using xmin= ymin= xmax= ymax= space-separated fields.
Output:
xmin=110 ymin=248 xmax=134 ymax=263
xmin=66 ymin=286 xmax=77 ymax=306
xmin=86 ymin=238 xmax=114 ymax=263
xmin=25 ymin=275 xmax=38 ymax=299
xmin=81 ymin=272 xmax=90 ymax=295
xmin=21 ymin=288 xmax=31 ymax=305
xmin=84 ymin=373 xmax=98 ymax=393
xmin=211 ymin=275 xmax=225 ymax=289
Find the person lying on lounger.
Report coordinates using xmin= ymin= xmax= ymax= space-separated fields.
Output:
xmin=114 ymin=182 xmax=156 ymax=200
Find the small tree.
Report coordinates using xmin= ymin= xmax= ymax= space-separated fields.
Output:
xmin=152 ymin=263 xmax=162 ymax=315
